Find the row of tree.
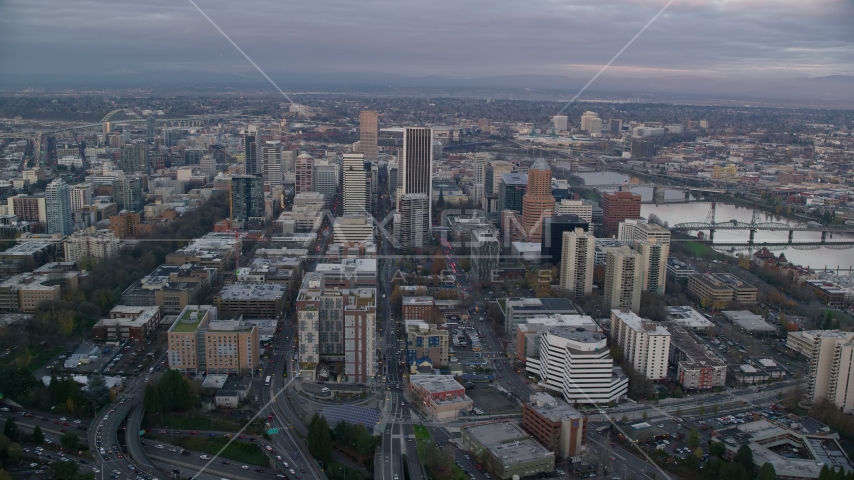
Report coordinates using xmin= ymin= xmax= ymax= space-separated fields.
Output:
xmin=143 ymin=369 xmax=200 ymax=414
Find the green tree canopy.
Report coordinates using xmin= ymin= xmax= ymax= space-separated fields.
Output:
xmin=734 ymin=444 xmax=754 ymax=473
xmin=31 ymin=425 xmax=44 ymax=445
xmin=3 ymin=418 xmax=18 ymax=441
xmin=757 ymin=462 xmax=777 ymax=480
xmin=307 ymin=414 xmax=332 ymax=465
xmin=687 ymin=428 xmax=701 ymax=449
xmin=86 ymin=374 xmax=111 ymax=409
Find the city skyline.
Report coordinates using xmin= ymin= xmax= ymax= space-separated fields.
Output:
xmin=1 ymin=1 xmax=853 ymax=107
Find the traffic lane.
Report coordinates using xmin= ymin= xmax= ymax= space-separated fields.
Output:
xmin=587 ymin=435 xmax=656 ymax=477
xmin=266 ymin=386 xmax=322 ymax=478
xmin=145 ymin=448 xmax=264 ymax=480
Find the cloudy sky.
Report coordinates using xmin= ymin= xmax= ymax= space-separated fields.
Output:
xmin=1 ymin=0 xmax=853 ymax=87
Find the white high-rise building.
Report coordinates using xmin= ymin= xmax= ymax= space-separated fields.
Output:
xmin=559 ymin=228 xmax=595 ymax=298
xmin=785 ymin=330 xmax=854 ymax=412
xmin=554 ymin=199 xmax=593 ymax=223
xmin=610 ymin=309 xmax=671 ymax=381
xmin=46 ymin=178 xmax=72 ymax=235
xmin=261 ymin=141 xmax=283 ymax=187
xmin=603 ymin=246 xmax=643 ymax=313
xmin=70 ymin=184 xmax=92 ymax=213
xmin=618 ymin=219 xmax=671 ymax=247
xmin=399 ymin=127 xmax=433 ymax=228
xmin=637 ymin=239 xmax=668 ymax=294
xmin=343 ymin=153 xmax=367 ymax=215
xmin=580 ymin=111 xmax=600 ymax=133
xmin=526 ymin=325 xmax=628 ymax=404
xmin=200 ymin=154 xmax=218 ymax=179
xmin=552 ymin=115 xmax=568 ymax=132
xmin=395 ymin=193 xmax=429 ymax=249
xmin=473 ymin=153 xmax=488 ymax=207
xmin=63 ymin=229 xmax=121 ymax=264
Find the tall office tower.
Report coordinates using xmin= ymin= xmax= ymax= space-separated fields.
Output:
xmin=520 ymin=158 xmax=555 ymax=243
xmin=473 ymin=152 xmax=489 ymax=206
xmin=120 ymin=143 xmax=147 ymax=174
xmin=230 ymin=175 xmax=265 ymax=223
xmin=618 ymin=219 xmax=671 ymax=247
xmin=387 ymin=161 xmax=399 ymax=204
xmin=343 ymin=153 xmax=367 ymax=215
xmin=282 ymin=150 xmax=296 ymax=173
xmin=295 ymin=153 xmax=314 ymax=194
xmin=471 ymin=229 xmax=500 ymax=283
xmin=244 ymin=125 xmax=259 ymax=175
xmin=208 ymin=144 xmax=228 ymax=164
xmin=603 ymin=246 xmax=643 ymax=313
xmin=589 ymin=118 xmax=602 ymax=135
xmin=183 ymin=148 xmax=205 ymax=166
xmin=580 ymin=111 xmax=600 ymax=132
xmin=559 ymin=228 xmax=595 ymax=298
xmin=399 ymin=127 xmax=433 ymax=226
xmin=636 ymin=239 xmax=668 ymax=294
xmin=146 ymin=117 xmax=155 ymax=145
xmin=554 ymin=199 xmax=593 ymax=223
xmin=609 ymin=119 xmax=623 ymax=135
xmin=200 ymin=154 xmax=217 ymax=179
xmin=70 ymin=183 xmax=92 ymax=213
xmin=551 ymin=115 xmax=568 ymax=132
xmin=498 ymin=172 xmax=527 ymax=229
xmin=602 ymin=190 xmax=641 ymax=232
xmin=312 ymin=163 xmax=339 ymax=200
xmin=45 ymin=178 xmax=72 ymax=235
xmin=261 ymin=140 xmax=283 ymax=187
xmin=359 ymin=110 xmax=379 ymax=161
xmin=483 ymin=160 xmax=514 ymax=212
xmin=395 ymin=193 xmax=429 ymax=249
xmin=112 ymin=176 xmax=143 ymax=212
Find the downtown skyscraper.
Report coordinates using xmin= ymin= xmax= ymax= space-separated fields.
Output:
xmin=359 ymin=110 xmax=378 ymax=161
xmin=260 ymin=140 xmax=283 ymax=187
xmin=343 ymin=153 xmax=367 ymax=215
xmin=244 ymin=125 xmax=259 ymax=175
xmin=399 ymin=127 xmax=433 ymax=230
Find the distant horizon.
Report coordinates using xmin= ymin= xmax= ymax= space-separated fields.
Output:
xmin=2 ymin=72 xmax=854 ymax=110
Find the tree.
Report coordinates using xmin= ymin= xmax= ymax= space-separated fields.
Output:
xmin=675 ymin=408 xmax=683 ymax=417
xmin=720 ymin=461 xmax=749 ymax=480
xmin=734 ymin=444 xmax=754 ymax=473
xmin=60 ymin=432 xmax=80 ymax=451
xmin=437 ymin=189 xmax=445 ymax=208
xmin=307 ymin=414 xmax=332 ymax=465
xmin=708 ymin=441 xmax=726 ymax=457
xmin=32 ymin=425 xmax=44 ymax=444
xmin=621 ymin=415 xmax=628 ymax=423
xmin=642 ymin=411 xmax=648 ymax=421
xmin=683 ymin=452 xmax=700 ymax=470
xmin=3 ymin=418 xmax=18 ymax=441
xmin=713 ymin=404 xmax=720 ymax=414
xmin=86 ymin=373 xmax=110 ymax=410
xmin=49 ymin=459 xmax=80 ymax=480
xmin=757 ymin=462 xmax=777 ymax=480
xmin=687 ymin=428 xmax=701 ymax=449
xmin=0 ymin=469 xmax=10 ymax=480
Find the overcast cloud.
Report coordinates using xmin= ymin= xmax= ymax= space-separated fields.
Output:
xmin=1 ymin=0 xmax=853 ymax=86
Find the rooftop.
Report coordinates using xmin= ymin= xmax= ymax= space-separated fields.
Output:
xmin=527 ymin=392 xmax=585 ymax=423
xmin=611 ymin=309 xmax=670 ymax=336
xmin=549 ymin=326 xmax=606 ymax=343
xmin=665 ymin=306 xmax=713 ymax=329
xmin=170 ymin=308 xmax=207 ymax=332
xmin=217 ymin=283 xmax=287 ymax=301
xmin=463 ymin=421 xmax=554 ymax=467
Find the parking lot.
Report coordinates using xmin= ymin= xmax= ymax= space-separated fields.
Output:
xmin=466 ymin=385 xmax=518 ymax=414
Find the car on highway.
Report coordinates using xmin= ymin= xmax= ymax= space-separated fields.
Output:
xmin=241 ymin=466 xmax=249 ymax=470
xmin=155 ymin=445 xmax=164 ymax=449
xmin=200 ymin=455 xmax=211 ymax=460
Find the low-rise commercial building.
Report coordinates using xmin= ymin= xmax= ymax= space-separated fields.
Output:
xmin=460 ymin=420 xmax=555 ymax=480
xmin=662 ymin=321 xmax=726 ymax=390
xmin=664 ymin=306 xmax=714 ymax=331
xmin=722 ymin=310 xmax=776 ymax=334
xmin=687 ymin=273 xmax=757 ymax=305
xmin=403 ymin=296 xmax=436 ymax=321
xmin=314 ymin=258 xmax=377 ymax=289
xmin=666 ymin=257 xmax=696 ymax=280
xmin=213 ymin=283 xmax=286 ymax=319
xmin=92 ymin=305 xmax=162 ymax=341
xmin=522 ymin=392 xmax=587 ymax=459
xmin=408 ymin=375 xmax=472 ymax=420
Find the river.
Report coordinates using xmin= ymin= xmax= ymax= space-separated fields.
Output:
xmin=574 ymin=171 xmax=854 ymax=271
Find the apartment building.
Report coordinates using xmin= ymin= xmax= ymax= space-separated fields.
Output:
xmin=558 ymin=228 xmax=595 ymax=298
xmin=402 ymin=296 xmax=436 ymax=321
xmin=406 ymin=321 xmax=449 ymax=367
xmin=92 ymin=305 xmax=161 ymax=341
xmin=602 ymin=246 xmax=642 ymax=313
xmin=167 ymin=305 xmax=260 ymax=376
xmin=296 ymin=287 xmax=377 ymax=383
xmin=553 ymin=199 xmax=593 ymax=223
xmin=610 ymin=309 xmax=671 ymax=380
xmin=792 ymin=330 xmax=854 ymax=412
xmin=63 ymin=228 xmax=121 ymax=264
